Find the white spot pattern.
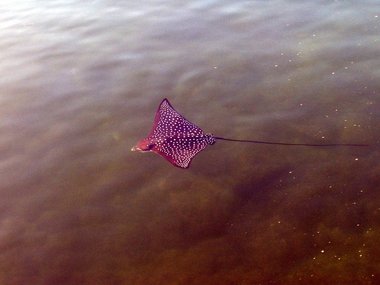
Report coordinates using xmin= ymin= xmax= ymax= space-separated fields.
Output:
xmin=147 ymin=98 xmax=215 ymax=168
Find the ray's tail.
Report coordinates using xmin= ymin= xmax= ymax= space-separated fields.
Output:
xmin=213 ymin=137 xmax=369 ymax=147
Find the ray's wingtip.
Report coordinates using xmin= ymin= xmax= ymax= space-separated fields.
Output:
xmin=161 ymin=97 xmax=173 ymax=107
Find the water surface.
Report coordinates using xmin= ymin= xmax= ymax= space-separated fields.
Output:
xmin=0 ymin=0 xmax=379 ymax=284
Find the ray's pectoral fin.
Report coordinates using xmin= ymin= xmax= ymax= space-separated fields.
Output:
xmin=152 ymin=137 xmax=212 ymax=169
xmin=154 ymin=147 xmax=196 ymax=169
xmin=154 ymin=149 xmax=192 ymax=169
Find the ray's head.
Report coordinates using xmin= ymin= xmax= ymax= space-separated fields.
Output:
xmin=131 ymin=137 xmax=156 ymax=152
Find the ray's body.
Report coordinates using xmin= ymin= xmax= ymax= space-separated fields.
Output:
xmin=131 ymin=98 xmax=368 ymax=169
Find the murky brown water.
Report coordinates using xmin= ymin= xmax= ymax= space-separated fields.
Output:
xmin=0 ymin=0 xmax=379 ymax=284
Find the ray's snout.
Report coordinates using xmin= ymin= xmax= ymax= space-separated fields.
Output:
xmin=131 ymin=139 xmax=156 ymax=152
xmin=131 ymin=145 xmax=140 ymax=152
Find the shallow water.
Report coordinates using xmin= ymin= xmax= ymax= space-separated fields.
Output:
xmin=0 ymin=0 xmax=379 ymax=284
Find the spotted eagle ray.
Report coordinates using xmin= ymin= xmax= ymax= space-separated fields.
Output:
xmin=131 ymin=98 xmax=368 ymax=169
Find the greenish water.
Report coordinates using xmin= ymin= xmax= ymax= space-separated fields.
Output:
xmin=0 ymin=0 xmax=379 ymax=284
